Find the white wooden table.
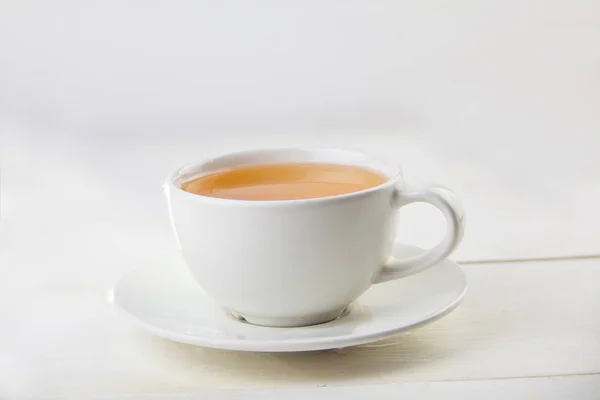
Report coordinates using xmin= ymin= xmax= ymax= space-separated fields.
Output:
xmin=2 ymin=127 xmax=599 ymax=399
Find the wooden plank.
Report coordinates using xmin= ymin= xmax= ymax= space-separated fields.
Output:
xmin=1 ymin=258 xmax=599 ymax=397
xmin=98 ymin=375 xmax=600 ymax=400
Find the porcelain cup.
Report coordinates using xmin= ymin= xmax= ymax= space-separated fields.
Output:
xmin=165 ymin=148 xmax=465 ymax=327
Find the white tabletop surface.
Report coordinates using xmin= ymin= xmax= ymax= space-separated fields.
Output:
xmin=2 ymin=0 xmax=600 ymax=397
xmin=2 ymin=128 xmax=600 ymax=398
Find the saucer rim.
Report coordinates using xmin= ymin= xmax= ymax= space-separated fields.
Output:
xmin=110 ymin=245 xmax=467 ymax=352
xmin=111 ymin=285 xmax=466 ymax=352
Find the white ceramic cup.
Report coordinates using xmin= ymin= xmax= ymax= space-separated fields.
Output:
xmin=165 ymin=148 xmax=465 ymax=327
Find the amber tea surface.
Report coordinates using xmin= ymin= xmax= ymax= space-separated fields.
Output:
xmin=181 ymin=163 xmax=388 ymax=201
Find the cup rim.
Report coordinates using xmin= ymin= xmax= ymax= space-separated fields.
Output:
xmin=165 ymin=147 xmax=403 ymax=207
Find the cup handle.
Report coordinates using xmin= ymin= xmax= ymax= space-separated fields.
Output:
xmin=373 ymin=186 xmax=466 ymax=284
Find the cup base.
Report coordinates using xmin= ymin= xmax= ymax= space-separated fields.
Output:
xmin=229 ymin=306 xmax=350 ymax=328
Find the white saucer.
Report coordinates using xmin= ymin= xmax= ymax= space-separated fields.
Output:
xmin=110 ymin=244 xmax=467 ymax=352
